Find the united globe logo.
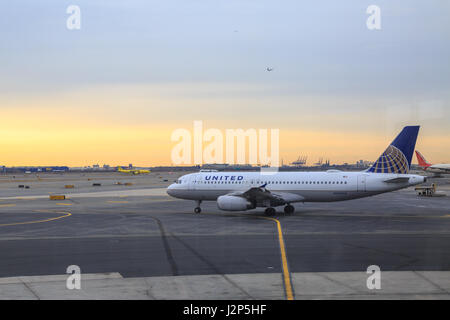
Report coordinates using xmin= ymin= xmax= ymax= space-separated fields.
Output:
xmin=367 ymin=145 xmax=409 ymax=174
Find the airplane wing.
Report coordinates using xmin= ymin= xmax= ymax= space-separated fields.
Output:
xmin=226 ymin=184 xmax=304 ymax=207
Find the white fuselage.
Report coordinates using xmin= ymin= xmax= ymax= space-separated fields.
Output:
xmin=424 ymin=164 xmax=450 ymax=174
xmin=167 ymin=171 xmax=426 ymax=203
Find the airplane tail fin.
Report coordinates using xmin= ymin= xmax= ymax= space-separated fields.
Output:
xmin=366 ymin=126 xmax=420 ymax=174
xmin=415 ymin=150 xmax=431 ymax=168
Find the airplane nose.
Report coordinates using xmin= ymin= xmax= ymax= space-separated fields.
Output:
xmin=166 ymin=184 xmax=176 ymax=196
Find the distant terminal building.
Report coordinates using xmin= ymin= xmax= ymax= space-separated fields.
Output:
xmin=356 ymin=160 xmax=372 ymax=168
xmin=151 ymin=165 xmax=200 ymax=172
xmin=201 ymin=163 xmax=229 ymax=170
xmin=230 ymin=164 xmax=256 ymax=170
xmin=200 ymin=163 xmax=257 ymax=171
xmin=4 ymin=166 xmax=69 ymax=173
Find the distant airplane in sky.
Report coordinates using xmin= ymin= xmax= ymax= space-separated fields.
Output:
xmin=415 ymin=150 xmax=450 ymax=176
xmin=266 ymin=67 xmax=273 ymax=71
xmin=167 ymin=126 xmax=426 ymax=215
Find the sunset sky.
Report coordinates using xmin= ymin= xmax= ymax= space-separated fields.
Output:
xmin=1 ymin=1 xmax=449 ymax=166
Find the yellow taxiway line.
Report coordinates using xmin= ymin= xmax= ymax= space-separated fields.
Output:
xmin=259 ymin=216 xmax=294 ymax=300
xmin=200 ymin=211 xmax=295 ymax=300
xmin=0 ymin=204 xmax=16 ymax=208
xmin=0 ymin=211 xmax=71 ymax=227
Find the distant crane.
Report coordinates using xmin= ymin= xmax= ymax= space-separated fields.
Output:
xmin=292 ymin=155 xmax=307 ymax=167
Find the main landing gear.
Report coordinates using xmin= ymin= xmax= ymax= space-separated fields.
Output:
xmin=264 ymin=207 xmax=276 ymax=216
xmin=265 ymin=205 xmax=295 ymax=216
xmin=284 ymin=204 xmax=295 ymax=214
xmin=194 ymin=200 xmax=202 ymax=214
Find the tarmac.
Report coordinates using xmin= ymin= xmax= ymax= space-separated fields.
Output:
xmin=0 ymin=172 xmax=449 ymax=299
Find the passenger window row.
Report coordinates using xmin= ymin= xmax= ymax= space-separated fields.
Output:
xmin=195 ymin=180 xmax=348 ymax=185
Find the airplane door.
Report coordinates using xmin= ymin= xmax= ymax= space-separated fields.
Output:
xmin=357 ymin=175 xmax=366 ymax=192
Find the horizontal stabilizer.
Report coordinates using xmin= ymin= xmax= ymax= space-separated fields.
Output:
xmin=384 ymin=177 xmax=410 ymax=183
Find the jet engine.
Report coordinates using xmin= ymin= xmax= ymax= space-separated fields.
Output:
xmin=217 ymin=195 xmax=254 ymax=211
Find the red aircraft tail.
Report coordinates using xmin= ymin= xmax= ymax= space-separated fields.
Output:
xmin=415 ymin=150 xmax=432 ymax=169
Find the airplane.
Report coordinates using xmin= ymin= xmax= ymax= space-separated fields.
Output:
xmin=415 ymin=150 xmax=450 ymax=176
xmin=117 ymin=166 xmax=150 ymax=175
xmin=167 ymin=126 xmax=426 ymax=215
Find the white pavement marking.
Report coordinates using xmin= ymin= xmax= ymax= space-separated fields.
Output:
xmin=0 ymin=271 xmax=448 ymax=300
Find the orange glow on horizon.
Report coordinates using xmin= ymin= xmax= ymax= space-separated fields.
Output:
xmin=1 ymin=117 xmax=449 ymax=167
xmin=1 ymin=86 xmax=448 ymax=167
